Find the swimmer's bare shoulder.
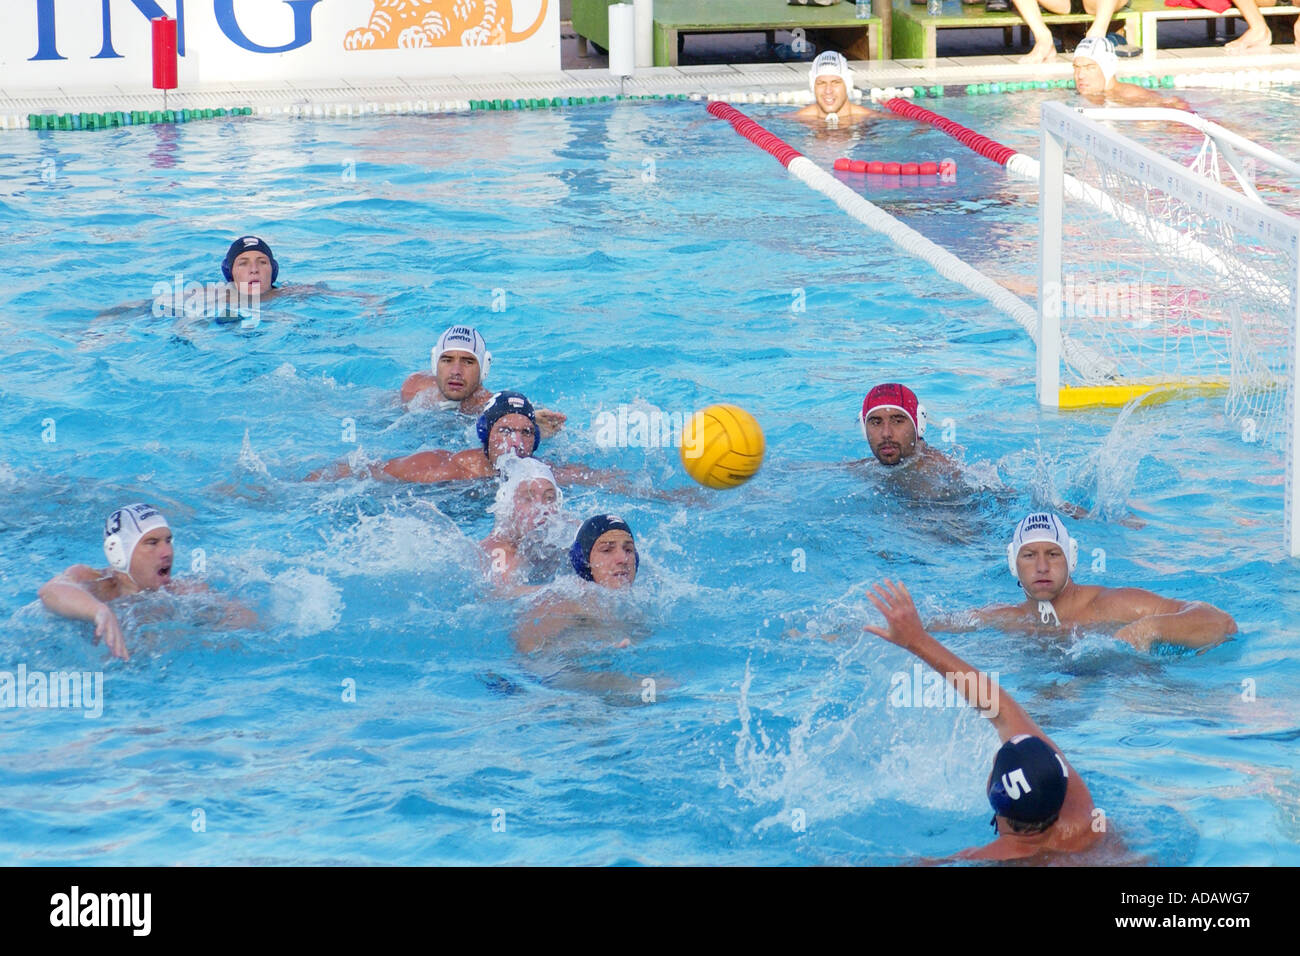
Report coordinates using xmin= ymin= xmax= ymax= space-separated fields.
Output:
xmin=792 ymin=102 xmax=892 ymax=124
xmin=460 ymin=387 xmax=492 ymax=415
xmin=401 ymin=371 xmax=440 ymax=405
xmin=848 ymin=103 xmax=893 ymax=120
xmin=383 ymin=448 xmax=491 ymax=482
xmin=1087 ymin=586 xmax=1236 ymax=650
xmin=42 ymin=565 xmax=121 ymax=603
xmin=918 ymin=443 xmax=964 ymax=478
xmin=956 ymin=758 xmax=1100 ymax=861
xmin=1111 ymin=83 xmax=1189 ymax=111
xmin=513 ymin=594 xmax=580 ymax=654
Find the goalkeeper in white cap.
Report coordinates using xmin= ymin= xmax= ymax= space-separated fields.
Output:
xmin=936 ymin=512 xmax=1234 ymax=651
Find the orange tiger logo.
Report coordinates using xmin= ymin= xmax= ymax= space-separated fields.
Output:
xmin=345 ymin=0 xmax=548 ymax=49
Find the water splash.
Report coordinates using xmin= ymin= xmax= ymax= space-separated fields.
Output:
xmin=720 ymin=648 xmax=992 ymax=838
xmin=270 ymin=567 xmax=342 ymax=637
xmin=310 ymin=500 xmax=481 ymax=578
xmin=1073 ymin=394 xmax=1166 ymax=519
xmin=237 ymin=429 xmax=270 ymax=477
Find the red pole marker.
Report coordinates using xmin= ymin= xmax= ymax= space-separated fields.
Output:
xmin=152 ymin=16 xmax=178 ymax=108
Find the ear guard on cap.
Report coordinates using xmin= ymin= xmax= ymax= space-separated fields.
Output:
xmin=104 ymin=532 xmax=130 ymax=572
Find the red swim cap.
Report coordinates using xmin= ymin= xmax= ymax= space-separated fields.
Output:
xmin=860 ymin=383 xmax=926 ymax=439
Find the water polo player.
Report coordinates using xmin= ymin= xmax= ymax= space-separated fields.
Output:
xmin=37 ymin=503 xmax=254 ymax=661
xmin=311 ymin=390 xmax=604 ymax=485
xmin=850 ymin=382 xmax=968 ymax=490
xmin=512 ymin=514 xmax=642 ymax=655
xmin=400 ymin=325 xmax=566 ymax=437
xmin=570 ymin=514 xmax=639 ymax=590
xmin=935 ymin=512 xmax=1236 ymax=650
xmin=865 ymin=578 xmax=1102 ymax=860
xmin=792 ymin=52 xmax=891 ymax=127
xmin=223 ymin=235 xmax=280 ymax=300
xmin=1072 ymin=37 xmax=1189 ymax=109
xmin=481 ymin=457 xmax=570 ymax=585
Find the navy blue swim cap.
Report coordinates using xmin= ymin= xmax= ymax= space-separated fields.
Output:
xmin=476 ymin=391 xmax=540 ymax=454
xmin=222 ymin=236 xmax=279 ymax=285
xmin=987 ymin=734 xmax=1069 ymax=825
xmin=570 ymin=514 xmax=637 ymax=581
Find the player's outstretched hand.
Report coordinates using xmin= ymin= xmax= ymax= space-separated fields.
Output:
xmin=864 ymin=579 xmax=928 ymax=652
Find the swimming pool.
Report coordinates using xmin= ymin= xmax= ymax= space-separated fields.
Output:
xmin=1 ymin=89 xmax=1298 ymax=865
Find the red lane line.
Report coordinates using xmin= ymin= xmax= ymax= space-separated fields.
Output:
xmin=706 ymin=100 xmax=804 ymax=168
xmin=883 ymin=97 xmax=1017 ymax=168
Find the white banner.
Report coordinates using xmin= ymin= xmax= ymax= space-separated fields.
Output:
xmin=1 ymin=0 xmax=558 ymax=94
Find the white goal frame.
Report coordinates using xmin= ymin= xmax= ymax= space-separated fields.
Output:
xmin=1037 ymin=101 xmax=1300 ymax=555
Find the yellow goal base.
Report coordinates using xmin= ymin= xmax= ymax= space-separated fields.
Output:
xmin=1058 ymin=378 xmax=1232 ymax=409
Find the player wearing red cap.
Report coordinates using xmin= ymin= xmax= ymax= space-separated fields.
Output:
xmin=853 ymin=382 xmax=963 ymax=480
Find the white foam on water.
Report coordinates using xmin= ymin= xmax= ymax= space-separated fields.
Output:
xmin=270 ymin=567 xmax=343 ymax=637
xmin=264 ymin=362 xmax=338 ymax=391
xmin=310 ymin=500 xmax=481 ymax=578
xmin=237 ymin=429 xmax=271 ymax=477
xmin=722 ymin=652 xmax=992 ymax=835
xmin=1072 ymin=397 xmax=1164 ymax=520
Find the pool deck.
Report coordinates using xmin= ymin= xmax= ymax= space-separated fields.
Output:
xmin=1 ymin=40 xmax=1296 ymax=126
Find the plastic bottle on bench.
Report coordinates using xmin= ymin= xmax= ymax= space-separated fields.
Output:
xmin=927 ymin=0 xmax=943 ymax=14
xmin=856 ymin=1 xmax=870 ymax=18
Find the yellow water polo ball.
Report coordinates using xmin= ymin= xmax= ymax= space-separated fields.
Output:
xmin=679 ymin=404 xmax=765 ymax=489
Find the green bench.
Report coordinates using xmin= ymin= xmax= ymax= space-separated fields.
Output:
xmin=890 ymin=0 xmax=1296 ymax=61
xmin=571 ymin=0 xmax=886 ymax=67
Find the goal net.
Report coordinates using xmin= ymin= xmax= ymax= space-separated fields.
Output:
xmin=1037 ymin=102 xmax=1300 ymax=553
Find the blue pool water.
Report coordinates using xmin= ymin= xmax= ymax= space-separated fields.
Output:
xmin=1 ymin=89 xmax=1298 ymax=865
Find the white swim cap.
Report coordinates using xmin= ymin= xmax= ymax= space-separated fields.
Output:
xmin=432 ymin=325 xmax=492 ymax=381
xmin=1007 ymin=512 xmax=1078 ymax=576
xmin=809 ymin=51 xmax=855 ymax=98
xmin=104 ymin=503 xmax=169 ymax=573
xmin=1073 ymin=37 xmax=1118 ymax=86
xmin=491 ymin=457 xmax=562 ymax=524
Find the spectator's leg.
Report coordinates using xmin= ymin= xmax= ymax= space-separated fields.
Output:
xmin=1224 ymin=0 xmax=1275 ymax=51
xmin=1009 ymin=0 xmax=1070 ymax=62
xmin=1082 ymin=0 xmax=1123 ymax=37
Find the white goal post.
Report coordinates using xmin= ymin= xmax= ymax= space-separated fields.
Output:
xmin=1037 ymin=101 xmax=1300 ymax=555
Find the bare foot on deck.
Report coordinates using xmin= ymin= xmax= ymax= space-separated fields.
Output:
xmin=1224 ymin=26 xmax=1271 ymax=53
xmin=1019 ymin=37 xmax=1058 ymax=65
